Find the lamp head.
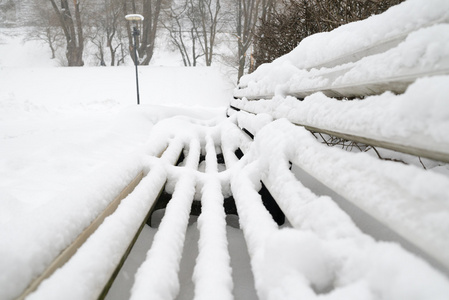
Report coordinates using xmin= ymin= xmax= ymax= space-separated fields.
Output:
xmin=125 ymin=14 xmax=144 ymax=22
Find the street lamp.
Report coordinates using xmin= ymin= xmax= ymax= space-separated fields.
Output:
xmin=125 ymin=14 xmax=144 ymax=105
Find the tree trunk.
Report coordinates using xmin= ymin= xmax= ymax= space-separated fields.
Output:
xmin=48 ymin=0 xmax=84 ymax=66
xmin=139 ymin=0 xmax=163 ymax=65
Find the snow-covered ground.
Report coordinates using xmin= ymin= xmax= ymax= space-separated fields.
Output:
xmin=0 ymin=64 xmax=232 ymax=225
xmin=1 ymin=0 xmax=449 ymax=299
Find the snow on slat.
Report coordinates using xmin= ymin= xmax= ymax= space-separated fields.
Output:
xmin=23 ymin=135 xmax=186 ymax=300
xmin=193 ymin=135 xmax=233 ymax=300
xmin=130 ymin=139 xmax=200 ymax=300
xmin=233 ymin=108 xmax=449 ymax=273
xmin=229 ymin=164 xmax=279 ymax=299
xmin=231 ymin=75 xmax=449 ymax=163
xmin=25 ymin=164 xmax=167 ymax=300
xmin=236 ymin=24 xmax=449 ymax=99
xmin=235 ymin=111 xmax=272 ymax=137
xmin=157 ymin=136 xmax=185 ymax=165
xmin=236 ymin=0 xmax=449 ymax=98
xmin=220 ymin=120 xmax=252 ymax=168
xmin=230 ymin=159 xmax=339 ymax=298
xmin=286 ymin=0 xmax=449 ymax=71
xmin=256 ymin=127 xmax=449 ymax=299
xmin=204 ymin=135 xmax=218 ymax=173
xmin=229 ymin=115 xmax=449 ymax=299
xmin=257 ymin=118 xmax=449 ymax=270
xmin=0 ymin=156 xmax=144 ymax=300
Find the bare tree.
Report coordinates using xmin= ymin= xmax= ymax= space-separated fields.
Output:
xmin=161 ymin=0 xmax=224 ymax=67
xmin=189 ymin=0 xmax=221 ymax=66
xmin=115 ymin=27 xmax=128 ymax=65
xmin=87 ymin=0 xmax=126 ymax=66
xmin=48 ymin=0 xmax=85 ymax=66
xmin=25 ymin=1 xmax=63 ymax=59
xmin=104 ymin=0 xmax=126 ymax=66
xmin=161 ymin=1 xmax=201 ymax=66
xmin=89 ymin=26 xmax=108 ymax=66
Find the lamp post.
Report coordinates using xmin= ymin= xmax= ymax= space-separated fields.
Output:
xmin=125 ymin=14 xmax=144 ymax=105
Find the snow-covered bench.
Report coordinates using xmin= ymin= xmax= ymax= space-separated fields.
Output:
xmin=13 ymin=1 xmax=449 ymax=300
xmin=227 ymin=0 xmax=449 ymax=296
